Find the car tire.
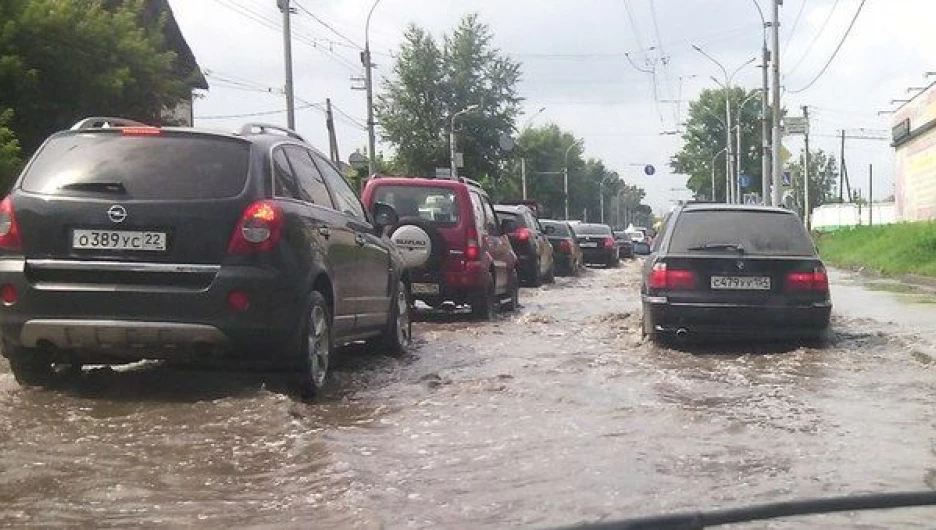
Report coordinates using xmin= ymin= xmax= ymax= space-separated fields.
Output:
xmin=503 ymin=267 xmax=520 ymax=312
xmin=374 ymin=280 xmax=412 ymax=356
xmin=529 ymin=257 xmax=543 ymax=287
xmin=544 ymin=260 xmax=556 ymax=283
xmin=471 ymin=271 xmax=497 ymax=321
xmin=6 ymin=347 xmax=54 ymax=388
xmin=297 ymin=291 xmax=334 ymax=400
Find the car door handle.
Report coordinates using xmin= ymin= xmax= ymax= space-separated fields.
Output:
xmin=355 ymin=233 xmax=367 ymax=246
xmin=318 ymin=227 xmax=330 ymax=239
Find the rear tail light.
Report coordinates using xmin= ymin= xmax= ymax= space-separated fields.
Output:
xmin=648 ymin=262 xmax=697 ymax=290
xmin=0 ymin=197 xmax=22 ymax=252
xmin=228 ymin=201 xmax=284 ymax=255
xmin=559 ymin=239 xmax=572 ymax=253
xmin=227 ymin=290 xmax=250 ymax=312
xmin=785 ymin=267 xmax=829 ymax=292
xmin=515 ymin=227 xmax=532 ymax=242
xmin=0 ymin=283 xmax=17 ymax=306
xmin=465 ymin=225 xmax=480 ymax=261
xmin=121 ymin=127 xmax=162 ymax=136
xmin=604 ymin=237 xmax=616 ymax=249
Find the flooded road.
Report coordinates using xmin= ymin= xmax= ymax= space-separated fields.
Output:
xmin=2 ymin=262 xmax=936 ymax=528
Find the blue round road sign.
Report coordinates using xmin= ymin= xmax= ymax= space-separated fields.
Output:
xmin=644 ymin=164 xmax=655 ymax=176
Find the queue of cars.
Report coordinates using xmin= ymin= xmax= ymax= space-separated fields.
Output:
xmin=0 ymin=118 xmax=831 ymax=397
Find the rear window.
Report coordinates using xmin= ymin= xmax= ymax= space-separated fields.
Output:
xmin=21 ymin=133 xmax=250 ymax=200
xmin=668 ymin=210 xmax=816 ymax=256
xmin=542 ymin=221 xmax=570 ymax=236
xmin=374 ymin=185 xmax=460 ymax=225
xmin=498 ymin=211 xmax=523 ymax=232
xmin=574 ymin=224 xmax=612 ymax=236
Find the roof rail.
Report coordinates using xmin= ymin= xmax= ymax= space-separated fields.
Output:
xmin=459 ymin=177 xmax=484 ymax=189
xmin=70 ymin=117 xmax=150 ymax=130
xmin=237 ymin=122 xmax=306 ymax=143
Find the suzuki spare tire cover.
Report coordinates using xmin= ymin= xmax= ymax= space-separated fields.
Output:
xmin=390 ymin=220 xmax=446 ymax=269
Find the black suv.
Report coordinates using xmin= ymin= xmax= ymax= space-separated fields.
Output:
xmin=0 ymin=118 xmax=411 ymax=398
xmin=641 ymin=203 xmax=832 ymax=342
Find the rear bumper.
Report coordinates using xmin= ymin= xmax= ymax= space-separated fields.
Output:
xmin=408 ymin=263 xmax=486 ymax=305
xmin=643 ymin=297 xmax=832 ymax=339
xmin=0 ymin=258 xmax=302 ymax=363
xmin=582 ymin=248 xmax=616 ymax=264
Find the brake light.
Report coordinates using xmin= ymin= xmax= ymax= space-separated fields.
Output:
xmin=559 ymin=239 xmax=572 ymax=253
xmin=604 ymin=237 xmax=616 ymax=249
xmin=515 ymin=227 xmax=531 ymax=242
xmin=228 ymin=201 xmax=284 ymax=254
xmin=465 ymin=225 xmax=480 ymax=261
xmin=1 ymin=283 xmax=17 ymax=306
xmin=121 ymin=127 xmax=161 ymax=136
xmin=0 ymin=197 xmax=22 ymax=252
xmin=227 ymin=290 xmax=250 ymax=312
xmin=785 ymin=267 xmax=829 ymax=292
xmin=648 ymin=262 xmax=697 ymax=290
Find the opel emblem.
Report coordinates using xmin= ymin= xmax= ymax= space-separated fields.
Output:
xmin=107 ymin=205 xmax=128 ymax=224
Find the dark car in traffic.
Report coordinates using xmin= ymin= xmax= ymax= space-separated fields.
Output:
xmin=360 ymin=176 xmax=519 ymax=319
xmin=0 ymin=118 xmax=411 ymax=398
xmin=540 ymin=219 xmax=582 ymax=276
xmin=494 ymin=204 xmax=554 ymax=286
xmin=574 ymin=223 xmax=619 ymax=267
xmin=640 ymin=203 xmax=832 ymax=342
xmin=613 ymin=231 xmax=634 ymax=260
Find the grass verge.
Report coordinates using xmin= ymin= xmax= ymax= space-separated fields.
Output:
xmin=816 ymin=222 xmax=936 ymax=277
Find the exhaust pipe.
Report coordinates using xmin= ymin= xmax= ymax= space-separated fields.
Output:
xmin=675 ymin=328 xmax=688 ymax=339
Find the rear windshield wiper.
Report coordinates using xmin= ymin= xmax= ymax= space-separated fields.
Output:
xmin=687 ymin=242 xmax=745 ymax=253
xmin=58 ymin=181 xmax=127 ymax=194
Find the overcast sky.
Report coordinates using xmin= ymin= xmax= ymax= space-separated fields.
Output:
xmin=168 ymin=0 xmax=936 ymax=214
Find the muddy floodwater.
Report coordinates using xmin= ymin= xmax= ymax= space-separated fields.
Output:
xmin=2 ymin=263 xmax=936 ymax=528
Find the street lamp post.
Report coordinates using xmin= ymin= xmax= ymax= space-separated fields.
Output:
xmin=450 ymin=104 xmax=479 ymax=180
xmin=693 ymin=45 xmax=756 ymax=205
xmin=711 ymin=147 xmax=727 ymax=202
xmin=736 ymin=90 xmax=762 ymax=202
xmin=519 ymin=107 xmax=546 ymax=199
xmin=751 ymin=0 xmax=771 ymax=204
xmin=563 ymin=140 xmax=582 ymax=220
xmin=363 ymin=0 xmax=382 ymax=175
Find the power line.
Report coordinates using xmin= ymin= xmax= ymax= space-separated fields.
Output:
xmin=196 ymin=102 xmax=320 ymax=120
xmin=783 ymin=0 xmax=809 ymax=49
xmin=787 ymin=0 xmax=868 ymax=94
xmin=293 ymin=1 xmax=362 ymax=50
xmin=785 ymin=0 xmax=841 ymax=77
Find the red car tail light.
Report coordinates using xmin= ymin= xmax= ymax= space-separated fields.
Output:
xmin=603 ymin=236 xmax=616 ymax=249
xmin=648 ymin=262 xmax=697 ymax=290
xmin=1 ymin=283 xmax=17 ymax=306
xmin=227 ymin=290 xmax=250 ymax=312
xmin=559 ymin=239 xmax=572 ymax=253
xmin=121 ymin=127 xmax=162 ymax=136
xmin=465 ymin=225 xmax=480 ymax=261
xmin=785 ymin=267 xmax=829 ymax=292
xmin=0 ymin=196 xmax=22 ymax=252
xmin=515 ymin=227 xmax=532 ymax=242
xmin=228 ymin=201 xmax=284 ymax=255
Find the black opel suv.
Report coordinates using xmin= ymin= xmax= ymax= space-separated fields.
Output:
xmin=0 ymin=118 xmax=411 ymax=398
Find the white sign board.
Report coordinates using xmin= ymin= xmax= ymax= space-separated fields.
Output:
xmin=785 ymin=117 xmax=809 ymax=135
xmin=435 ymin=167 xmax=452 ymax=179
xmin=455 ymin=152 xmax=465 ymax=168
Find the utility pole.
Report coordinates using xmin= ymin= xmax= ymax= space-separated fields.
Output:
xmin=761 ymin=43 xmax=771 ymax=205
xmin=869 ymin=164 xmax=873 ymax=226
xmin=770 ymin=0 xmax=782 ymax=207
xmin=326 ymin=98 xmax=339 ymax=165
xmin=839 ymin=130 xmax=846 ymax=202
xmin=725 ymin=93 xmax=734 ymax=204
xmin=363 ymin=0 xmax=382 ymax=175
xmin=521 ymin=157 xmax=528 ymax=199
xmin=803 ymin=105 xmax=810 ymax=229
xmin=599 ymin=181 xmax=605 ymax=223
xmin=277 ymin=0 xmax=296 ymax=130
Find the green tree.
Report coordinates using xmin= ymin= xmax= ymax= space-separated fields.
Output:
xmin=0 ymin=0 xmax=190 ymax=156
xmin=671 ymin=87 xmax=764 ymax=201
xmin=0 ymin=109 xmax=22 ymax=191
xmin=788 ymin=148 xmax=838 ymax=218
xmin=376 ymin=14 xmax=522 ymax=180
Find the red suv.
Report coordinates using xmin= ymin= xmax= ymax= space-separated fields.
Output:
xmin=361 ymin=176 xmax=519 ymax=320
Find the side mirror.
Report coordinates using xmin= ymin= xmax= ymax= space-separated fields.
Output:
xmin=372 ymin=202 xmax=399 ymax=232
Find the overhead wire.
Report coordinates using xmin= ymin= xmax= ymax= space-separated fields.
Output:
xmin=787 ymin=0 xmax=868 ymax=94
xmin=622 ymin=0 xmax=666 ymax=128
xmin=292 ymin=1 xmax=362 ymax=50
xmin=785 ymin=0 xmax=841 ymax=77
xmin=783 ymin=0 xmax=809 ymax=49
